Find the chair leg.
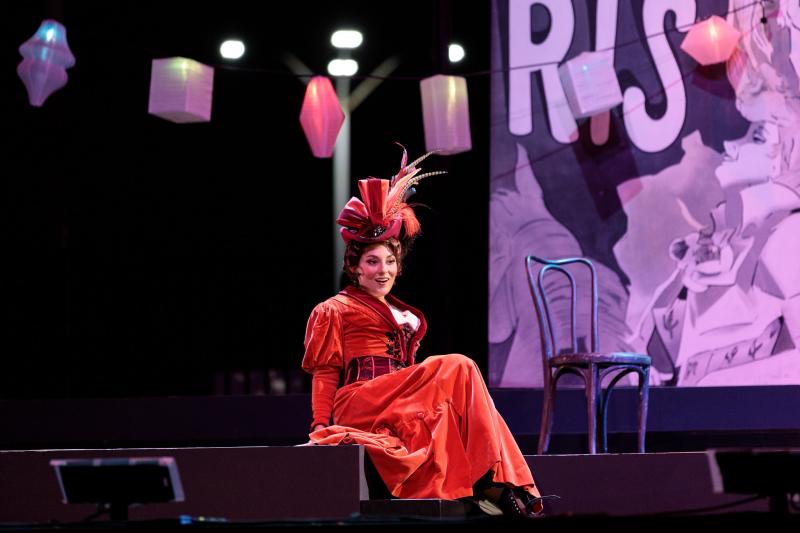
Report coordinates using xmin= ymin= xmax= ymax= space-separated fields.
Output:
xmin=599 ymin=371 xmax=627 ymax=453
xmin=599 ymin=388 xmax=608 ymax=453
xmin=638 ymin=367 xmax=650 ymax=453
xmin=538 ymin=375 xmax=557 ymax=454
xmin=586 ymin=364 xmax=599 ymax=454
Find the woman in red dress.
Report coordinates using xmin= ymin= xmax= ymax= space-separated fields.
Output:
xmin=302 ymin=149 xmax=542 ymax=518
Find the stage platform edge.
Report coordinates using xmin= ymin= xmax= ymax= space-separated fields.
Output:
xmin=0 ymin=446 xmax=775 ymax=524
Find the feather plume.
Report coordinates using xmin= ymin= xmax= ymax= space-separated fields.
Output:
xmin=391 ymin=142 xmax=409 ymax=186
xmin=399 ymin=204 xmax=421 ymax=237
xmin=402 ymin=150 xmax=438 ymax=174
xmin=386 ymin=170 xmax=447 ymax=218
xmin=386 ymin=148 xmax=442 ymax=215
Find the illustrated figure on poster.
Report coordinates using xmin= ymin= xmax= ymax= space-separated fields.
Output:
xmin=627 ymin=2 xmax=800 ymax=385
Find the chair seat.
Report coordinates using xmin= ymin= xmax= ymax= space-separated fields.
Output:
xmin=551 ymin=352 xmax=651 ymax=367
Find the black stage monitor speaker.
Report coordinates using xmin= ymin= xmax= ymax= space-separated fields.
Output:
xmin=707 ymin=448 xmax=800 ymax=514
xmin=50 ymin=457 xmax=185 ymax=520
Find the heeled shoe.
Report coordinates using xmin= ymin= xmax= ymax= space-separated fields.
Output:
xmin=497 ymin=487 xmax=544 ymax=519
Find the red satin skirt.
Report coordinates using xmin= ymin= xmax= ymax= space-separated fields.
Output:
xmin=309 ymin=353 xmax=540 ymax=501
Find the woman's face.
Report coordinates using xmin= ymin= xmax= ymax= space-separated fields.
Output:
xmin=715 ymin=122 xmax=781 ymax=188
xmin=356 ymin=243 xmax=398 ymax=301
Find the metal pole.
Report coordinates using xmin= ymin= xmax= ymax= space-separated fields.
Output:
xmin=333 ymin=77 xmax=351 ymax=292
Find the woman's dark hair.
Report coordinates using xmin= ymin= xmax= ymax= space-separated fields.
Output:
xmin=343 ymin=237 xmax=414 ymax=285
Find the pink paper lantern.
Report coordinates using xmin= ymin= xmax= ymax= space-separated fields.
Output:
xmin=17 ymin=19 xmax=75 ymax=107
xmin=299 ymin=76 xmax=344 ymax=158
xmin=680 ymin=15 xmax=741 ymax=66
xmin=419 ymin=75 xmax=472 ymax=155
xmin=148 ymin=57 xmax=214 ymax=123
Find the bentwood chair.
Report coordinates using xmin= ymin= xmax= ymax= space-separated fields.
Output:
xmin=525 ymin=255 xmax=651 ymax=454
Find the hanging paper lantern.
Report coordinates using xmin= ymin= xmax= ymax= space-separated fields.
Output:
xmin=148 ymin=57 xmax=214 ymax=123
xmin=419 ymin=74 xmax=471 ymax=155
xmin=558 ymin=50 xmax=623 ymax=119
xmin=680 ymin=15 xmax=741 ymax=66
xmin=17 ymin=19 xmax=75 ymax=107
xmin=299 ymin=76 xmax=344 ymax=158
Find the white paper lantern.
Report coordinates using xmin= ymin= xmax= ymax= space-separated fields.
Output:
xmin=419 ymin=74 xmax=471 ymax=155
xmin=558 ymin=51 xmax=622 ymax=119
xmin=148 ymin=57 xmax=214 ymax=123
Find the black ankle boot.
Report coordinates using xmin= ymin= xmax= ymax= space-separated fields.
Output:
xmin=497 ymin=488 xmax=543 ymax=519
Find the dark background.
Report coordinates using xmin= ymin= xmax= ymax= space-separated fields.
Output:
xmin=0 ymin=0 xmax=492 ymax=398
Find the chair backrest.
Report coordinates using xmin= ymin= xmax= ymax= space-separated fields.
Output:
xmin=525 ymin=256 xmax=599 ymax=366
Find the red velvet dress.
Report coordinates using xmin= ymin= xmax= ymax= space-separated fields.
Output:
xmin=302 ymin=285 xmax=540 ymax=501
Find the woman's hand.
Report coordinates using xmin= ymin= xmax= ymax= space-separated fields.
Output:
xmin=312 ymin=424 xmax=327 ymax=432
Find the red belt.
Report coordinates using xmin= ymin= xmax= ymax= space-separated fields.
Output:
xmin=344 ymin=356 xmax=406 ymax=385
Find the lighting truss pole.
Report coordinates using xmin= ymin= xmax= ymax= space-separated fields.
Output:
xmin=285 ymin=31 xmax=399 ymax=293
xmin=332 ymin=77 xmax=351 ymax=291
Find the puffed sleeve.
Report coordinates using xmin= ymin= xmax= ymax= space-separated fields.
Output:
xmin=302 ymin=301 xmax=345 ymax=372
xmin=302 ymin=301 xmax=345 ymax=429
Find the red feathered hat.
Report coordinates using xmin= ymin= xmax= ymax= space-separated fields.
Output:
xmin=337 ymin=145 xmax=444 ymax=244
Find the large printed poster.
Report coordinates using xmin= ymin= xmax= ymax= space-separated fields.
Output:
xmin=489 ymin=0 xmax=800 ymax=387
